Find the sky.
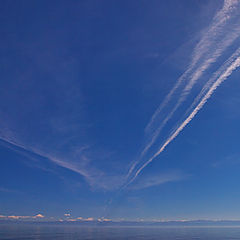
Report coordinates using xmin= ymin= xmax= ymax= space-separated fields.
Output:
xmin=1 ymin=0 xmax=240 ymax=222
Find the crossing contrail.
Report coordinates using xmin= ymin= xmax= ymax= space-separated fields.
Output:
xmin=127 ymin=50 xmax=240 ymax=186
xmin=145 ymin=0 xmax=240 ymax=136
xmin=126 ymin=0 xmax=240 ymax=181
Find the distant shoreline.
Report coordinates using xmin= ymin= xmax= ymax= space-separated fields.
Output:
xmin=2 ymin=220 xmax=240 ymax=228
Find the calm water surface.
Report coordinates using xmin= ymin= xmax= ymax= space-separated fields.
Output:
xmin=1 ymin=224 xmax=240 ymax=240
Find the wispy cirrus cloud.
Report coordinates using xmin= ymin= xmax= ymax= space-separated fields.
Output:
xmin=0 ymin=40 xmax=126 ymax=192
xmin=0 ymin=136 xmax=124 ymax=191
xmin=126 ymin=0 xmax=240 ymax=186
xmin=142 ymin=0 xmax=240 ymax=156
xmin=128 ymin=48 xmax=240 ymax=186
xmin=130 ymin=170 xmax=187 ymax=190
xmin=1 ymin=1 xmax=239 ymax=195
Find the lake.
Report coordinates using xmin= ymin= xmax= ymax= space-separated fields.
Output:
xmin=1 ymin=224 xmax=240 ymax=239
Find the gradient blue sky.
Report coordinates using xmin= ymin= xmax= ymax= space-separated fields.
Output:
xmin=1 ymin=0 xmax=240 ymax=222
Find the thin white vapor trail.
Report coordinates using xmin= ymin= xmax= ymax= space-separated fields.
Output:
xmin=142 ymin=27 xmax=240 ymax=157
xmin=127 ymin=54 xmax=240 ymax=185
xmin=182 ymin=25 xmax=240 ymax=97
xmin=185 ymin=47 xmax=240 ymax=120
xmin=140 ymin=0 xmax=240 ymax=163
xmin=145 ymin=0 xmax=240 ymax=135
xmin=0 ymin=135 xmax=104 ymax=188
xmin=125 ymin=0 xmax=240 ymax=180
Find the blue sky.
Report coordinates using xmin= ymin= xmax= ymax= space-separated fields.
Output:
xmin=1 ymin=0 xmax=240 ymax=222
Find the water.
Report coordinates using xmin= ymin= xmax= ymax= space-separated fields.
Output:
xmin=1 ymin=224 xmax=240 ymax=239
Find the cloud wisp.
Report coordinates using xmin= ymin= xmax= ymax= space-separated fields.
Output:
xmin=130 ymin=170 xmax=187 ymax=190
xmin=0 ymin=136 xmax=124 ymax=191
xmin=1 ymin=1 xmax=239 ymax=195
xmin=0 ymin=214 xmax=44 ymax=220
xmin=142 ymin=0 xmax=240 ymax=156
xmin=127 ymin=50 xmax=240 ymax=186
xmin=126 ymin=0 xmax=240 ymax=186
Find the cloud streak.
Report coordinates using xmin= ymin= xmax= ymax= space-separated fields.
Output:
xmin=0 ymin=214 xmax=44 ymax=220
xmin=128 ymin=50 xmax=240 ymax=185
xmin=0 ymin=135 xmax=124 ymax=191
xmin=142 ymin=0 xmax=240 ymax=157
xmin=0 ymin=0 xmax=239 ymax=195
xmin=125 ymin=0 xmax=240 ymax=186
xmin=130 ymin=170 xmax=187 ymax=190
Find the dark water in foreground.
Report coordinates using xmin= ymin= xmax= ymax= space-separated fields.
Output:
xmin=1 ymin=224 xmax=240 ymax=240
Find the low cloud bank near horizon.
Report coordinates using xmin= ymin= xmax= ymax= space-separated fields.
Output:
xmin=0 ymin=214 xmax=44 ymax=220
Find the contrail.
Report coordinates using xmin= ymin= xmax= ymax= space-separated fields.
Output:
xmin=140 ymin=0 xmax=240 ymax=162
xmin=126 ymin=0 xmax=240 ymax=180
xmin=145 ymin=0 xmax=240 ymax=135
xmin=184 ymin=46 xmax=240 ymax=120
xmin=127 ymin=53 xmax=240 ymax=185
xmin=142 ymin=27 xmax=240 ymax=157
xmin=182 ymin=25 xmax=240 ymax=97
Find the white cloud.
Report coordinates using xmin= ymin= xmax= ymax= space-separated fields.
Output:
xmin=98 ymin=218 xmax=112 ymax=222
xmin=140 ymin=0 xmax=240 ymax=158
xmin=0 ymin=213 xmax=44 ymax=220
xmin=128 ymin=51 xmax=240 ymax=185
xmin=126 ymin=0 xmax=240 ymax=186
xmin=34 ymin=214 xmax=44 ymax=218
xmin=130 ymin=171 xmax=187 ymax=190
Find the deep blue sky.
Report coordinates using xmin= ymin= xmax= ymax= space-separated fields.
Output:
xmin=1 ymin=0 xmax=240 ymax=221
